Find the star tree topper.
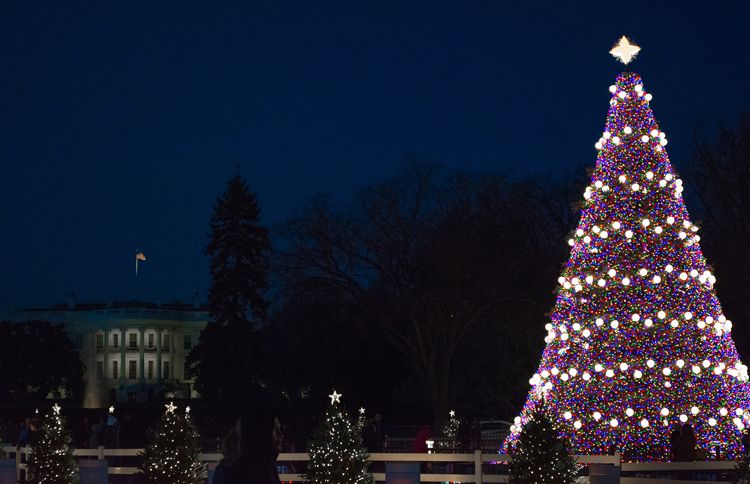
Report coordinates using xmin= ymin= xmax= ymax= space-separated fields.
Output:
xmin=609 ymin=36 xmax=641 ymax=65
xmin=52 ymin=403 xmax=61 ymax=415
xmin=329 ymin=390 xmax=342 ymax=404
xmin=165 ymin=401 xmax=177 ymax=413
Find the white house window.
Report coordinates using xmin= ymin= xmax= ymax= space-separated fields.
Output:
xmin=128 ymin=360 xmax=137 ymax=379
xmin=95 ymin=334 xmax=104 ymax=351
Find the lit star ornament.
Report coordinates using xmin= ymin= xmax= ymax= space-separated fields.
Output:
xmin=449 ymin=410 xmax=456 ymax=417
xmin=108 ymin=406 xmax=115 ymax=414
xmin=52 ymin=403 xmax=61 ymax=415
xmin=165 ymin=401 xmax=177 ymax=413
xmin=329 ymin=390 xmax=342 ymax=404
xmin=609 ymin=36 xmax=641 ymax=65
xmin=186 ymin=406 xmax=191 ymax=414
xmin=359 ymin=407 xmax=366 ymax=414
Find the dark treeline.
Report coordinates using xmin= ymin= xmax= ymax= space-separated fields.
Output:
xmin=266 ymin=164 xmax=580 ymax=427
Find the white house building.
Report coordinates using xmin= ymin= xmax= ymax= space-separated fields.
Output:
xmin=13 ymin=299 xmax=209 ymax=408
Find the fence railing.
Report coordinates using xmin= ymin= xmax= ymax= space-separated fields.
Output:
xmin=2 ymin=446 xmax=741 ymax=483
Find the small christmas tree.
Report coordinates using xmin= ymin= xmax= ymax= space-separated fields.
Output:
xmin=437 ymin=410 xmax=460 ymax=452
xmin=140 ymin=402 xmax=203 ymax=483
xmin=509 ymin=405 xmax=578 ymax=484
xmin=27 ymin=404 xmax=78 ymax=484
xmin=304 ymin=390 xmax=373 ymax=484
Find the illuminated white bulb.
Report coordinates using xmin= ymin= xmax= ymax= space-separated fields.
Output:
xmin=679 ymin=231 xmax=687 ymax=239
xmin=631 ymin=183 xmax=640 ymax=191
xmin=568 ymin=239 xmax=575 ymax=246
xmin=690 ymin=269 xmax=699 ymax=277
xmin=641 ymin=135 xmax=649 ymax=142
xmin=720 ymin=408 xmax=728 ymax=416
xmin=598 ymin=279 xmax=606 ymax=287
xmin=618 ymin=175 xmax=627 ymax=183
xmin=679 ymin=414 xmax=688 ymax=423
xmin=595 ymin=318 xmax=604 ymax=326
xmin=639 ymin=268 xmax=648 ymax=276
xmin=670 ymin=320 xmax=679 ymax=328
xmin=703 ymin=360 xmax=711 ymax=368
xmin=661 ymin=407 xmax=669 ymax=416
xmin=620 ymin=362 xmax=629 ymax=371
xmin=708 ymin=418 xmax=717 ymax=427
xmin=653 ymin=275 xmax=661 ymax=283
xmin=600 ymin=231 xmax=608 ymax=239
xmin=640 ymin=419 xmax=649 ymax=428
xmin=679 ymin=272 xmax=688 ymax=281
xmin=583 ymin=372 xmax=591 ymax=381
xmin=574 ymin=420 xmax=582 ymax=429
xmin=576 ymin=228 xmax=584 ymax=236
xmin=644 ymin=319 xmax=653 ymax=327
xmin=692 ymin=366 xmax=700 ymax=374
xmin=660 ymin=138 xmax=668 ymax=146
xmin=585 ymin=275 xmax=594 ymax=284
xmin=625 ymin=230 xmax=633 ymax=239
xmin=667 ymin=216 xmax=675 ymax=224
xmin=633 ymin=370 xmax=642 ymax=379
xmin=650 ymin=129 xmax=659 ymax=137
xmin=645 ymin=93 xmax=653 ymax=101
xmin=691 ymin=406 xmax=699 ymax=415
xmin=635 ymin=84 xmax=643 ymax=92
xmin=609 ymin=86 xmax=616 ymax=93
xmin=658 ymin=310 xmax=666 ymax=319
xmin=659 ymin=179 xmax=667 ymax=187
xmin=676 ymin=359 xmax=685 ymax=368
xmin=582 ymin=329 xmax=591 ymax=338
xmin=606 ymin=369 xmax=615 ymax=378
xmin=595 ymin=364 xmax=604 ymax=372
xmin=665 ymin=264 xmax=674 ymax=273
xmin=655 ymin=226 xmax=663 ymax=234
xmin=584 ymin=235 xmax=591 ymax=243
xmin=625 ymin=408 xmax=634 ymax=417
xmin=632 ymin=314 xmax=640 ymax=322
xmin=623 ymin=126 xmax=632 ymax=134
xmin=642 ymin=218 xmax=650 ymax=227
xmin=595 ymin=141 xmax=603 ymax=150
xmin=663 ymin=367 xmax=672 ymax=376
xmin=684 ymin=312 xmax=693 ymax=320
xmin=610 ymin=419 xmax=618 ymax=427
xmin=564 ymin=411 xmax=572 ymax=420
xmin=647 ymin=360 xmax=655 ymax=368
xmin=593 ymin=411 xmax=601 ymax=420
xmin=622 ymin=277 xmax=630 ymax=286
xmin=603 ymin=131 xmax=611 ymax=138
xmin=737 ymin=408 xmax=744 ymax=416
xmin=612 ymin=136 xmax=621 ymax=145
xmin=618 ymin=91 xmax=626 ymax=99
xmin=612 ymin=221 xmax=621 ymax=229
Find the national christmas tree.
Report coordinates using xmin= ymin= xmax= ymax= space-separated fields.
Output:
xmin=140 ymin=402 xmax=203 ymax=483
xmin=505 ymin=37 xmax=750 ymax=461
xmin=509 ymin=405 xmax=578 ymax=484
xmin=304 ymin=391 xmax=373 ymax=484
xmin=27 ymin=404 xmax=78 ymax=484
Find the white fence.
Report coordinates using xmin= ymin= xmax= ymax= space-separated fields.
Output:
xmin=1 ymin=446 xmax=740 ymax=483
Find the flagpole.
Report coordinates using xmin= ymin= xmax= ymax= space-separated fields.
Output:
xmin=135 ymin=254 xmax=138 ymax=276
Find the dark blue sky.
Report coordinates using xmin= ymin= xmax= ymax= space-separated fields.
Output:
xmin=1 ymin=1 xmax=748 ymax=309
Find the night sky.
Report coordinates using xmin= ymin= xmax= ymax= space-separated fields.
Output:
xmin=1 ymin=1 xmax=748 ymax=310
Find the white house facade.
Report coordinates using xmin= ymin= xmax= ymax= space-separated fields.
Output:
xmin=13 ymin=300 xmax=209 ymax=408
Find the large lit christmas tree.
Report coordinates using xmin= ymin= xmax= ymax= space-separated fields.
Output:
xmin=140 ymin=402 xmax=203 ymax=483
xmin=506 ymin=37 xmax=750 ymax=461
xmin=27 ymin=404 xmax=78 ymax=484
xmin=304 ymin=391 xmax=373 ymax=484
